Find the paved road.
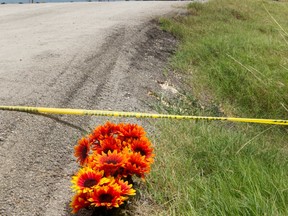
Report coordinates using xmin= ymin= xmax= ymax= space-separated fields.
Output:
xmin=0 ymin=2 xmax=187 ymax=215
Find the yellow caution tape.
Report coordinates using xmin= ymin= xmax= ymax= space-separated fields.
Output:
xmin=0 ymin=105 xmax=287 ymax=126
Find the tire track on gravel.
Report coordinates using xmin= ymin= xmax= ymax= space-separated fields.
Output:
xmin=0 ymin=27 xmax=129 ymax=216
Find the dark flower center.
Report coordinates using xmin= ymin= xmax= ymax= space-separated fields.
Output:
xmin=134 ymin=147 xmax=146 ymax=156
xmin=103 ymin=148 xmax=114 ymax=154
xmin=84 ymin=179 xmax=97 ymax=188
xmin=82 ymin=146 xmax=88 ymax=159
xmin=105 ymin=159 xmax=118 ymax=164
xmin=99 ymin=193 xmax=113 ymax=202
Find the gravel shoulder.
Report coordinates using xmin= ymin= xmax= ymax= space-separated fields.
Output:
xmin=0 ymin=2 xmax=187 ymax=215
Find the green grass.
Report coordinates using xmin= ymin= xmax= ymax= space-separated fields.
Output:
xmin=160 ymin=0 xmax=288 ymax=119
xmin=148 ymin=121 xmax=288 ymax=215
xmin=145 ymin=0 xmax=288 ymax=215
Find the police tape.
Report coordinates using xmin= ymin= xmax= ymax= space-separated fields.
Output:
xmin=0 ymin=105 xmax=287 ymax=126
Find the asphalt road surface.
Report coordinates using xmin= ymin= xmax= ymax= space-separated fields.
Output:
xmin=0 ymin=2 xmax=188 ymax=216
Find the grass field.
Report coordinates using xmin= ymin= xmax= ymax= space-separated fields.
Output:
xmin=146 ymin=0 xmax=288 ymax=215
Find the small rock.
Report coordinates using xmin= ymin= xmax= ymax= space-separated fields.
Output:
xmin=124 ymin=92 xmax=131 ymax=98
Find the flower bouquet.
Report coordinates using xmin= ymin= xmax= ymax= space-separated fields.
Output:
xmin=70 ymin=122 xmax=154 ymax=214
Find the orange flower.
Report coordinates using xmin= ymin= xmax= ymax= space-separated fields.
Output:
xmin=89 ymin=122 xmax=120 ymax=143
xmin=88 ymin=133 xmax=101 ymax=151
xmin=130 ymin=138 xmax=154 ymax=162
xmin=71 ymin=167 xmax=110 ymax=193
xmin=70 ymin=192 xmax=90 ymax=213
xmin=74 ymin=137 xmax=91 ymax=166
xmin=88 ymin=183 xmax=125 ymax=208
xmin=118 ymin=123 xmax=145 ymax=141
xmin=125 ymin=152 xmax=150 ymax=178
xmin=95 ymin=137 xmax=122 ymax=154
xmin=92 ymin=150 xmax=127 ymax=177
xmin=115 ymin=179 xmax=136 ymax=196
